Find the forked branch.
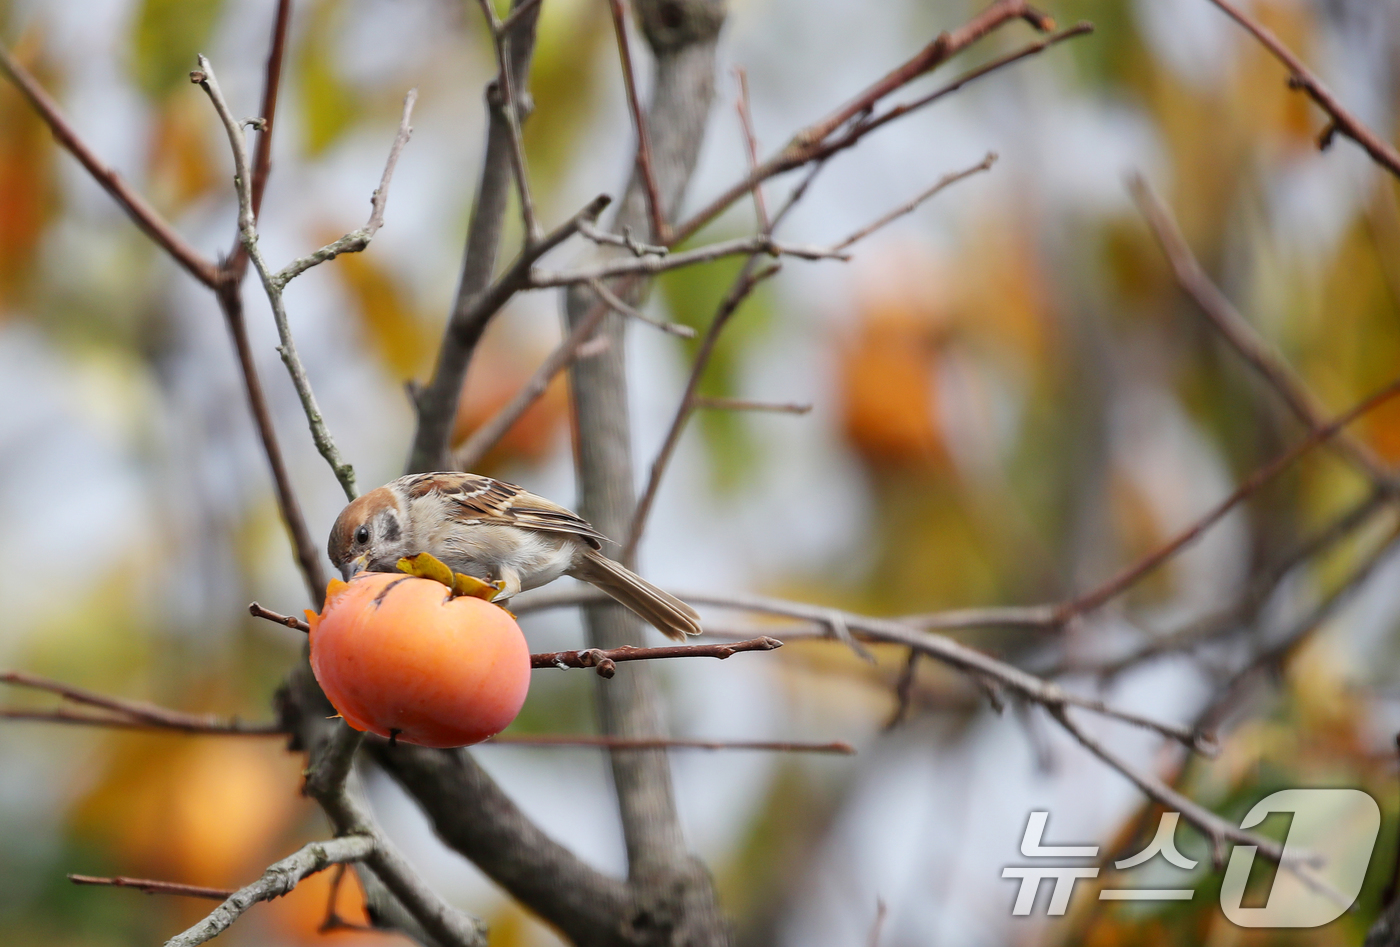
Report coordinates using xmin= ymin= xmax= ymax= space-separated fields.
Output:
xmin=1204 ymin=0 xmax=1400 ymax=177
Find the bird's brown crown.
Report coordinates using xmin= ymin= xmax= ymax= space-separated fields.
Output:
xmin=326 ymin=486 xmax=400 ymax=566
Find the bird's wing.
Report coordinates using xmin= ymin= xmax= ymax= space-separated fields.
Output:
xmin=399 ymin=471 xmax=608 ymax=548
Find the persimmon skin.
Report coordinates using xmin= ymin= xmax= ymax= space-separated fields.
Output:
xmin=307 ymin=573 xmax=530 ymax=749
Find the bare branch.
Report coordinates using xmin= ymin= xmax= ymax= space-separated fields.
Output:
xmin=0 ymin=707 xmax=282 ymax=736
xmin=1 ymin=670 xmax=280 ymax=735
xmin=1056 ymin=486 xmax=1388 ymax=680
xmin=454 ymin=292 xmax=612 ymax=470
xmin=220 ymin=263 xmax=329 ymax=603
xmin=366 ymin=740 xmax=635 ymax=941
xmin=163 ymin=836 xmax=375 ymax=947
xmin=409 ymin=0 xmax=546 ymax=473
xmin=410 ymin=192 xmax=610 ymax=473
xmin=273 ymin=90 xmax=419 ymax=285
xmin=589 ymin=278 xmax=697 ymax=337
xmin=0 ymin=45 xmax=219 ymax=285
xmin=1050 ymin=705 xmax=1348 ymax=902
xmin=299 ymin=723 xmax=488 ymax=947
xmin=512 ymin=587 xmax=1212 ymax=751
xmin=531 ymin=635 xmax=782 ymax=677
xmin=193 ymin=56 xmax=364 ymax=500
xmin=693 ymin=396 xmax=812 ymax=414
xmin=867 ymin=899 xmax=889 ymax=947
xmin=1054 ymin=375 xmax=1400 ymax=622
xmin=672 ymin=7 xmax=1086 ymax=246
xmin=200 ymin=3 xmax=330 ymax=604
xmin=578 ymin=219 xmax=668 ymax=256
xmin=528 ymin=233 xmax=844 ymax=287
xmin=486 ymin=734 xmax=854 ymax=753
xmin=1197 ymin=517 xmax=1400 ymax=735
xmin=733 ymin=67 xmax=770 ymax=231
xmin=500 ymin=0 xmax=545 ymax=34
xmin=226 ymin=0 xmax=294 ymax=276
xmin=809 ymin=22 xmax=1093 ymax=175
xmin=475 ymin=0 xmax=540 ymax=243
xmin=608 ymin=0 xmax=668 ymax=241
xmin=834 ymin=151 xmax=997 ymax=250
xmin=1131 ymin=175 xmax=1395 ymax=489
xmin=623 ymin=262 xmax=782 ymax=560
xmin=70 ymin=874 xmax=234 ymax=900
xmin=898 ymin=604 xmax=1058 ymax=630
xmin=1204 ymin=0 xmax=1400 ymax=177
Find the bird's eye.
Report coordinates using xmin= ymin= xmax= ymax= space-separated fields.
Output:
xmin=354 ymin=526 xmax=370 ymax=545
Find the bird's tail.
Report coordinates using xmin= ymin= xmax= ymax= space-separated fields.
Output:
xmin=569 ymin=550 xmax=701 ymax=640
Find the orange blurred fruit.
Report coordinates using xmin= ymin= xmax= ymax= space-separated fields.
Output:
xmin=307 ymin=573 xmax=531 ymax=748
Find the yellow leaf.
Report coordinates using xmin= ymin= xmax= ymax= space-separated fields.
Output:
xmin=296 ymin=0 xmax=360 ymax=155
xmin=396 ymin=552 xmax=455 ymax=587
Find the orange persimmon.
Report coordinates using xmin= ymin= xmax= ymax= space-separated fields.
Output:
xmin=307 ymin=572 xmax=530 ymax=748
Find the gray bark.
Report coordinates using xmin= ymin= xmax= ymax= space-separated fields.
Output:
xmin=562 ymin=1 xmax=730 ymax=944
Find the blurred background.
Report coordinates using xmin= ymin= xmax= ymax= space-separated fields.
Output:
xmin=3 ymin=0 xmax=1400 ymax=943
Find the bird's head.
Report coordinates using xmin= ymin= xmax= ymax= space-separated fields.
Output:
xmin=327 ymin=485 xmax=412 ymax=581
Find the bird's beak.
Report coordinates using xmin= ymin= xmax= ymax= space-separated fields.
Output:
xmin=340 ymin=555 xmax=369 ymax=582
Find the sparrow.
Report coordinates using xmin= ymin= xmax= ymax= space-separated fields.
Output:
xmin=327 ymin=471 xmax=702 ymax=640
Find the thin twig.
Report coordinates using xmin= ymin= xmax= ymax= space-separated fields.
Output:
xmin=623 ymin=262 xmax=783 ymax=559
xmin=227 ymin=0 xmax=293 ymax=275
xmin=588 ymin=278 xmax=696 ymax=337
xmin=246 ymin=603 xmax=784 ymax=676
xmin=1051 ymin=488 xmax=1388 ymax=679
xmin=70 ymin=875 xmax=234 ymax=901
xmin=530 ymin=635 xmax=782 ymax=678
xmin=693 ymin=396 xmax=812 ymax=414
xmin=834 ymin=152 xmax=997 ymax=250
xmin=485 ymin=734 xmax=853 ymax=753
xmin=1054 ymin=375 xmax=1400 ymax=621
xmin=273 ymin=90 xmax=419 ymax=285
xmin=249 ymin=601 xmax=311 ymax=631
xmin=512 ymin=586 xmax=1211 ymax=751
xmin=412 ymin=193 xmax=612 ymax=472
xmin=608 ymin=0 xmax=668 ymax=241
xmin=0 ymin=45 xmax=219 ymax=286
xmin=493 ymin=23 xmax=540 ymax=243
xmin=577 ymin=219 xmax=668 ymax=256
xmin=1131 ymin=175 xmax=1395 ymax=489
xmin=472 ymin=0 xmax=537 ymax=240
xmin=164 ymin=836 xmax=376 ymax=947
xmin=1204 ymin=0 xmax=1400 ymax=177
xmin=528 ymin=233 xmax=844 ymax=287
xmin=0 ymin=670 xmax=280 ymax=734
xmin=408 ymin=0 xmax=546 ymax=474
xmin=194 ymin=57 xmax=390 ymax=500
xmin=1050 ymin=705 xmax=1347 ymax=902
xmin=453 ymin=292 xmax=612 ymax=471
xmin=884 ymin=649 xmax=921 ymax=730
xmin=733 ymin=67 xmax=770 ymax=231
xmin=807 ymin=23 xmax=1093 ymax=178
xmin=298 ymin=722 xmax=488 ymax=947
xmin=1 ymin=35 xmax=326 ymax=603
xmin=1197 ymin=518 xmax=1400 ymax=735
xmin=671 ymin=6 xmax=1083 ymax=247
xmin=0 ymin=707 xmax=283 ymax=735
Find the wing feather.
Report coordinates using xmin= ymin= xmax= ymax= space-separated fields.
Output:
xmin=395 ymin=471 xmax=607 ymax=548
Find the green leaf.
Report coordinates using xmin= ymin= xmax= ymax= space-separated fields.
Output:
xmin=128 ymin=0 xmax=225 ymax=100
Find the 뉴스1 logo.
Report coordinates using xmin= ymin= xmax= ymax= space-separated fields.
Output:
xmin=1002 ymin=788 xmax=1380 ymax=928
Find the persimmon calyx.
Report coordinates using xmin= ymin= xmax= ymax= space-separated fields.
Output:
xmin=395 ymin=553 xmax=507 ymax=603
